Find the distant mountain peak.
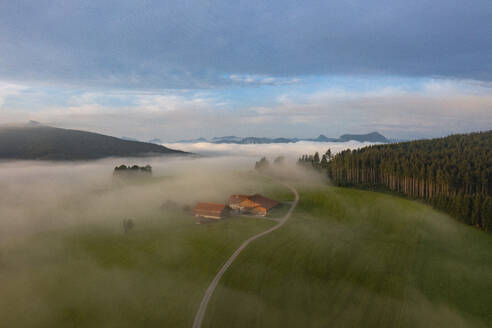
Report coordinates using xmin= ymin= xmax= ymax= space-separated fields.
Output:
xmin=338 ymin=132 xmax=388 ymax=142
xmin=174 ymin=137 xmax=208 ymax=143
xmin=212 ymin=135 xmax=237 ymax=139
xmin=27 ymin=120 xmax=41 ymax=126
xmin=313 ymin=134 xmax=335 ymax=142
xmin=168 ymin=132 xmax=389 ymax=144
xmin=210 ymin=136 xmax=243 ymax=143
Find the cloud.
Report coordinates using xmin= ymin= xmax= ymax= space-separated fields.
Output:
xmin=250 ymin=80 xmax=492 ymax=138
xmin=1 ymin=78 xmax=490 ymax=140
xmin=227 ymin=74 xmax=301 ymax=86
xmin=0 ymin=82 xmax=26 ymax=107
xmin=164 ymin=141 xmax=373 ymax=159
xmin=1 ymin=1 xmax=492 ymax=89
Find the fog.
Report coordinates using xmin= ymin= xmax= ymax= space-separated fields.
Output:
xmin=0 ymin=141 xmax=486 ymax=327
xmin=0 ymin=140 xmax=368 ymax=241
xmin=0 ymin=156 xmax=246 ymax=240
xmin=164 ymin=140 xmax=374 ymax=159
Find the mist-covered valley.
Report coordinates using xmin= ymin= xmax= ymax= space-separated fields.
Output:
xmin=0 ymin=150 xmax=299 ymax=326
xmin=0 ymin=140 xmax=362 ymax=238
xmin=0 ymin=140 xmax=341 ymax=248
xmin=1 ymin=139 xmax=491 ymax=328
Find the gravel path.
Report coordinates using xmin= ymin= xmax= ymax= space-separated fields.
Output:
xmin=192 ymin=183 xmax=299 ymax=328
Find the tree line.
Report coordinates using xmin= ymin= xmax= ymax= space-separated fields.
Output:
xmin=298 ymin=131 xmax=492 ymax=232
xmin=114 ymin=164 xmax=152 ymax=175
xmin=255 ymin=156 xmax=285 ymax=172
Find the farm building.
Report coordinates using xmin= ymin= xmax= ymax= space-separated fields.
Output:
xmin=249 ymin=206 xmax=267 ymax=216
xmin=248 ymin=194 xmax=280 ymax=211
xmin=194 ymin=202 xmax=228 ymax=219
xmin=228 ymin=194 xmax=279 ymax=216
xmin=228 ymin=195 xmax=249 ymax=210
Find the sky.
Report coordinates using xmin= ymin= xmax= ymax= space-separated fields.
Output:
xmin=0 ymin=0 xmax=491 ymax=141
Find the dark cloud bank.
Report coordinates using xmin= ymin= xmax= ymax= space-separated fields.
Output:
xmin=1 ymin=0 xmax=492 ymax=88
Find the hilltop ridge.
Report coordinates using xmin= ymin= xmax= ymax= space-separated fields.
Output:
xmin=172 ymin=132 xmax=389 ymax=144
xmin=0 ymin=124 xmax=187 ymax=160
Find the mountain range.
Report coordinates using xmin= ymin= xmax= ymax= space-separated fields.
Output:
xmin=173 ymin=132 xmax=389 ymax=144
xmin=0 ymin=124 xmax=186 ymax=160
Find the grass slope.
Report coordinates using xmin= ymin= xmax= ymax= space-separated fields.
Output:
xmin=0 ymin=171 xmax=294 ymax=328
xmin=0 ymin=210 xmax=276 ymax=327
xmin=204 ymin=185 xmax=492 ymax=328
xmin=3 ymin=175 xmax=491 ymax=327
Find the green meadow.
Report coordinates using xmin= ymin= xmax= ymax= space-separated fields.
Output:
xmin=1 ymin=174 xmax=492 ymax=327
xmin=0 ymin=172 xmax=280 ymax=328
xmin=204 ymin=185 xmax=492 ymax=328
xmin=0 ymin=208 xmax=276 ymax=327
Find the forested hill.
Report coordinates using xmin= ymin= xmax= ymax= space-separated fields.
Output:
xmin=299 ymin=131 xmax=492 ymax=232
xmin=0 ymin=125 xmax=187 ymax=160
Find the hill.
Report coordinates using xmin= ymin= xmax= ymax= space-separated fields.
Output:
xmin=174 ymin=137 xmax=208 ymax=143
xmin=148 ymin=138 xmax=163 ymax=144
xmin=0 ymin=124 xmax=187 ymax=160
xmin=3 ymin=174 xmax=491 ymax=327
xmin=205 ymin=185 xmax=492 ymax=327
xmin=337 ymin=131 xmax=388 ymax=142
xmin=300 ymin=130 xmax=492 ymax=232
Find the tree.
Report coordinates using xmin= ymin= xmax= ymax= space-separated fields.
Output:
xmin=321 ymin=154 xmax=328 ymax=167
xmin=123 ymin=219 xmax=135 ymax=234
xmin=300 ymin=131 xmax=492 ymax=233
xmin=255 ymin=157 xmax=270 ymax=171
xmin=114 ymin=164 xmax=152 ymax=176
xmin=274 ymin=156 xmax=285 ymax=165
xmin=325 ymin=149 xmax=332 ymax=160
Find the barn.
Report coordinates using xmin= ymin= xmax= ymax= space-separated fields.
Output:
xmin=228 ymin=195 xmax=249 ymax=210
xmin=248 ymin=194 xmax=280 ymax=211
xmin=227 ymin=194 xmax=279 ymax=216
xmin=194 ymin=202 xmax=228 ymax=219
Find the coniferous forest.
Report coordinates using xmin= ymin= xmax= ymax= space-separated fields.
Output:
xmin=299 ymin=131 xmax=492 ymax=232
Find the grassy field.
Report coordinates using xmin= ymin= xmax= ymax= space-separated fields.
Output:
xmin=0 ymin=171 xmax=291 ymax=328
xmin=2 ymin=173 xmax=492 ymax=327
xmin=204 ymin=184 xmax=492 ymax=328
xmin=0 ymin=210 xmax=278 ymax=327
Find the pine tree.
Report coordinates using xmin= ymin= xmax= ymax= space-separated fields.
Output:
xmin=300 ymin=131 xmax=492 ymax=232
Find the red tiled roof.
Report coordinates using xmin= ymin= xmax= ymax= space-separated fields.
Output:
xmin=228 ymin=195 xmax=249 ymax=204
xmin=247 ymin=194 xmax=279 ymax=210
xmin=238 ymin=199 xmax=259 ymax=208
xmin=194 ymin=202 xmax=227 ymax=212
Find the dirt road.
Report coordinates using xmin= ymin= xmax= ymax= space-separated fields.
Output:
xmin=192 ymin=183 xmax=299 ymax=328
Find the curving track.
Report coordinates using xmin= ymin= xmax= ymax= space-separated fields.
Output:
xmin=192 ymin=183 xmax=299 ymax=328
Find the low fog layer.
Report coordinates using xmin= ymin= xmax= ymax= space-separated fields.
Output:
xmin=0 ymin=164 xmax=282 ymax=242
xmin=1 ymin=141 xmax=485 ymax=328
xmin=163 ymin=141 xmax=374 ymax=158
xmin=0 ymin=141 xmax=369 ymax=244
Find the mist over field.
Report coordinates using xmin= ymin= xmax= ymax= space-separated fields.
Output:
xmin=164 ymin=141 xmax=372 ymax=158
xmin=0 ymin=146 xmax=314 ymax=242
xmin=1 ymin=0 xmax=491 ymax=326
xmin=0 ymin=153 xmax=304 ymax=327
xmin=1 ymin=142 xmax=491 ymax=327
xmin=0 ymin=141 xmax=369 ymax=238
xmin=0 ymin=157 xmax=239 ymax=239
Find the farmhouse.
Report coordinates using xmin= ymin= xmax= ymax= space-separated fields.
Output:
xmin=228 ymin=194 xmax=279 ymax=216
xmin=228 ymin=195 xmax=249 ymax=210
xmin=194 ymin=202 xmax=228 ymax=219
xmin=248 ymin=194 xmax=280 ymax=211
